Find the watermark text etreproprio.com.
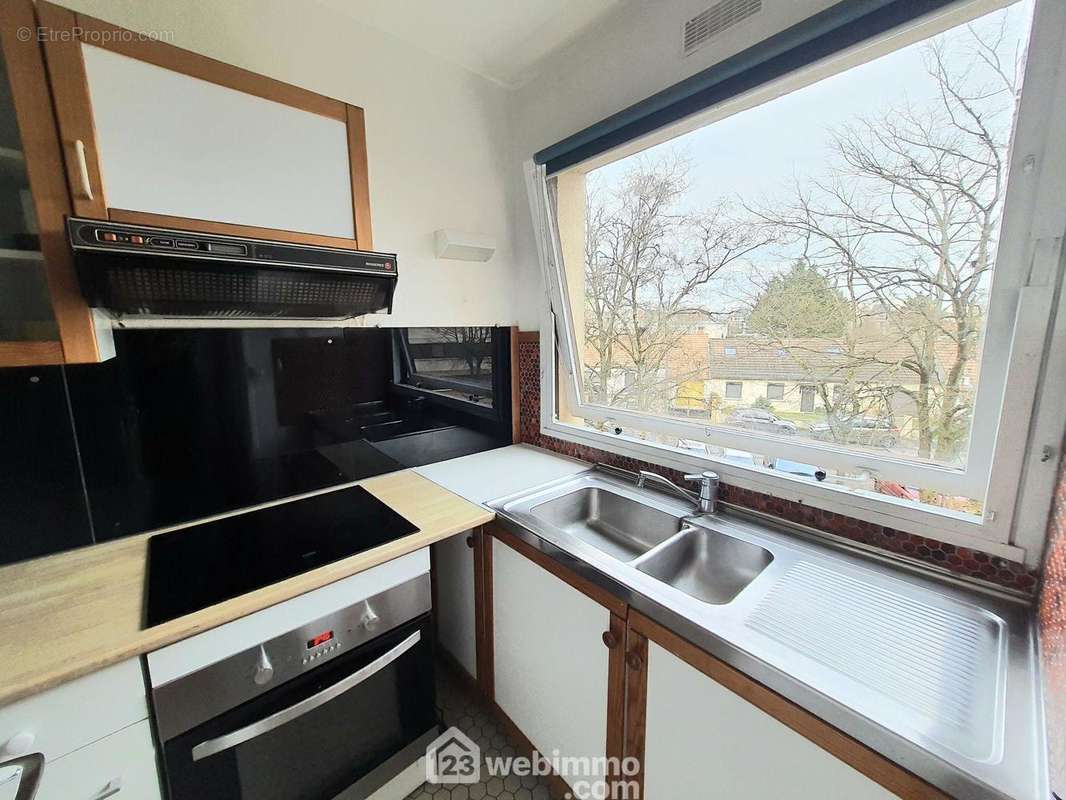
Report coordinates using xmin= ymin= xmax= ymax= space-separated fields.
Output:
xmin=17 ymin=25 xmax=175 ymax=44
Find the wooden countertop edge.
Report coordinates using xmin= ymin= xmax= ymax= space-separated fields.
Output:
xmin=0 ymin=471 xmax=493 ymax=707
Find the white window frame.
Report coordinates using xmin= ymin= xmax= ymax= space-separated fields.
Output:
xmin=525 ymin=0 xmax=1066 ymax=566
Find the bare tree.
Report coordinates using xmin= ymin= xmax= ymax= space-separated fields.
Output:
xmin=583 ymin=154 xmax=771 ymax=412
xmin=746 ymin=18 xmax=1022 ymax=461
xmin=426 ymin=327 xmax=493 ymax=376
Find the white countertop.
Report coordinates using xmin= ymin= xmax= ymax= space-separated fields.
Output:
xmin=413 ymin=444 xmax=588 ymax=506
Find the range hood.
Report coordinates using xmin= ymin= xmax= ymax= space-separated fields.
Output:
xmin=67 ymin=218 xmax=398 ymax=319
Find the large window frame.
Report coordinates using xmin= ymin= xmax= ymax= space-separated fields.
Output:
xmin=526 ymin=0 xmax=1066 ymax=565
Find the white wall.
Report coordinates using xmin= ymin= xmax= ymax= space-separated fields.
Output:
xmin=507 ymin=0 xmax=838 ymax=330
xmin=52 ymin=0 xmax=521 ymax=328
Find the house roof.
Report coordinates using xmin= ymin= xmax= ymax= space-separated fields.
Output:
xmin=706 ymin=336 xmax=976 ymax=385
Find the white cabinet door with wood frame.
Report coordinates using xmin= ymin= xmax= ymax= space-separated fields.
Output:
xmin=626 ymin=612 xmax=950 ymax=800
xmin=488 ymin=526 xmax=625 ymax=800
xmin=38 ymin=1 xmax=373 ymax=251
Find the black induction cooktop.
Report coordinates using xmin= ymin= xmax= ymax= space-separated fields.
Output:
xmin=145 ymin=485 xmax=419 ymax=626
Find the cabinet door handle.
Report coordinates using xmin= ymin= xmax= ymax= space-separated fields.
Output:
xmin=89 ymin=777 xmax=122 ymax=800
xmin=465 ymin=535 xmax=475 ymax=548
xmin=74 ymin=139 xmax=94 ymax=201
xmin=601 ymin=630 xmax=619 ymax=649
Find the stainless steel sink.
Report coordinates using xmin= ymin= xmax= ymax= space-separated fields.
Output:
xmin=632 ymin=527 xmax=773 ymax=604
xmin=490 ymin=469 xmax=1030 ymax=797
xmin=530 ymin=486 xmax=688 ymax=561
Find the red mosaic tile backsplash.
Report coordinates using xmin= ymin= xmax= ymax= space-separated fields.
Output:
xmin=1039 ymin=452 xmax=1066 ymax=798
xmin=515 ymin=334 xmax=1040 ymax=593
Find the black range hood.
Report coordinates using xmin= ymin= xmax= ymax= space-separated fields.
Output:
xmin=67 ymin=217 xmax=398 ymax=319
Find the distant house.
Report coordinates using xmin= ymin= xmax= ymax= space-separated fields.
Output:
xmin=700 ymin=336 xmax=977 ymax=417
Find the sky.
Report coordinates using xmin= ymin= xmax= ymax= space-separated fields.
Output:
xmin=586 ymin=0 xmax=1034 ymax=313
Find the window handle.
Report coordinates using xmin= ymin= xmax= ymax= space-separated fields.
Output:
xmin=74 ymin=139 xmax=94 ymax=201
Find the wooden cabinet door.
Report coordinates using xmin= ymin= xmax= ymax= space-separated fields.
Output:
xmin=488 ymin=526 xmax=626 ymax=800
xmin=626 ymin=612 xmax=948 ymax=800
xmin=0 ymin=0 xmax=104 ymax=365
xmin=38 ymin=2 xmax=372 ymax=250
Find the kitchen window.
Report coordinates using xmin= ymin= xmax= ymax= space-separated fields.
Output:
xmin=527 ymin=0 xmax=1066 ymax=560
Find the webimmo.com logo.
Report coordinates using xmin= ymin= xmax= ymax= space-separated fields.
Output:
xmin=425 ymin=727 xmax=481 ymax=784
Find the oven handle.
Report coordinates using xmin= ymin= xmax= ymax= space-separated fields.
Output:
xmin=191 ymin=629 xmax=421 ymax=762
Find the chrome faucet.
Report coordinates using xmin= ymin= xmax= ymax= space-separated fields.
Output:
xmin=636 ymin=470 xmax=720 ymax=514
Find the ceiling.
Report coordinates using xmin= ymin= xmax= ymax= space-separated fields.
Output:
xmin=318 ymin=0 xmax=622 ymax=88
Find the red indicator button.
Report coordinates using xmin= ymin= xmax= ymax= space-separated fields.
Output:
xmin=100 ymin=232 xmax=117 ymax=242
xmin=307 ymin=630 xmax=334 ymax=649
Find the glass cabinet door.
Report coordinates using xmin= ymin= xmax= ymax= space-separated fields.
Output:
xmin=0 ymin=0 xmax=104 ymax=366
xmin=0 ymin=36 xmax=60 ymax=347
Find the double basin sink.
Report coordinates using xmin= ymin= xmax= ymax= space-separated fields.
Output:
xmin=519 ymin=479 xmax=772 ymax=605
xmin=490 ymin=468 xmax=1033 ymax=798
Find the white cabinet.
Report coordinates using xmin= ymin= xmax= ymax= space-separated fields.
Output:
xmin=433 ymin=530 xmax=478 ymax=678
xmin=80 ymin=45 xmax=355 ymax=239
xmin=641 ymin=641 xmax=898 ymax=800
xmin=491 ymin=533 xmax=614 ymax=799
xmin=39 ymin=2 xmax=373 ymax=250
xmin=35 ymin=720 xmax=161 ymax=800
xmin=0 ymin=657 xmax=160 ymax=800
xmin=0 ymin=658 xmax=147 ymax=764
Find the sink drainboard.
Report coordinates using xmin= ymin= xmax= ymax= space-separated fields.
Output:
xmin=746 ymin=561 xmax=1004 ymax=760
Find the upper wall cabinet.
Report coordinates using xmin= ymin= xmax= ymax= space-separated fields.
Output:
xmin=37 ymin=1 xmax=374 ymax=250
xmin=0 ymin=0 xmax=102 ymax=365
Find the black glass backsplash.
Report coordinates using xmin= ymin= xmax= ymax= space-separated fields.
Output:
xmin=0 ymin=366 xmax=94 ymax=562
xmin=0 ymin=328 xmax=510 ymax=566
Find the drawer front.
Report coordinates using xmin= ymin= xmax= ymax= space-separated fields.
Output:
xmin=0 ymin=658 xmax=147 ymax=762
xmin=36 ymin=719 xmax=161 ymax=800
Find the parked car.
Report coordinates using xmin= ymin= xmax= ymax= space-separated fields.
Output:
xmin=726 ymin=408 xmax=797 ymax=435
xmin=809 ymin=416 xmax=900 ymax=448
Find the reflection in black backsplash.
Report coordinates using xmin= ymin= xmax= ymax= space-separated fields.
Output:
xmin=0 ymin=366 xmax=93 ymax=562
xmin=0 ymin=328 xmax=511 ymax=566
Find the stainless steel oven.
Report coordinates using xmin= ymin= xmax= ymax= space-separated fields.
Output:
xmin=150 ymin=573 xmax=438 ymax=800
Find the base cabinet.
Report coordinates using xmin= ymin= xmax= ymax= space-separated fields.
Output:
xmin=640 ymin=640 xmax=897 ymax=799
xmin=35 ymin=719 xmax=162 ymax=800
xmin=446 ymin=526 xmax=948 ymax=800
xmin=490 ymin=529 xmax=623 ymax=799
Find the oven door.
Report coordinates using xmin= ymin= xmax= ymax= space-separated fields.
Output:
xmin=161 ymin=614 xmax=437 ymax=800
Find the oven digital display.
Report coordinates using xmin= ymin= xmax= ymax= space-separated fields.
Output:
xmin=307 ymin=630 xmax=334 ymax=649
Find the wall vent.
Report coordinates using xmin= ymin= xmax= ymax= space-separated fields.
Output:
xmin=683 ymin=0 xmax=762 ymax=56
